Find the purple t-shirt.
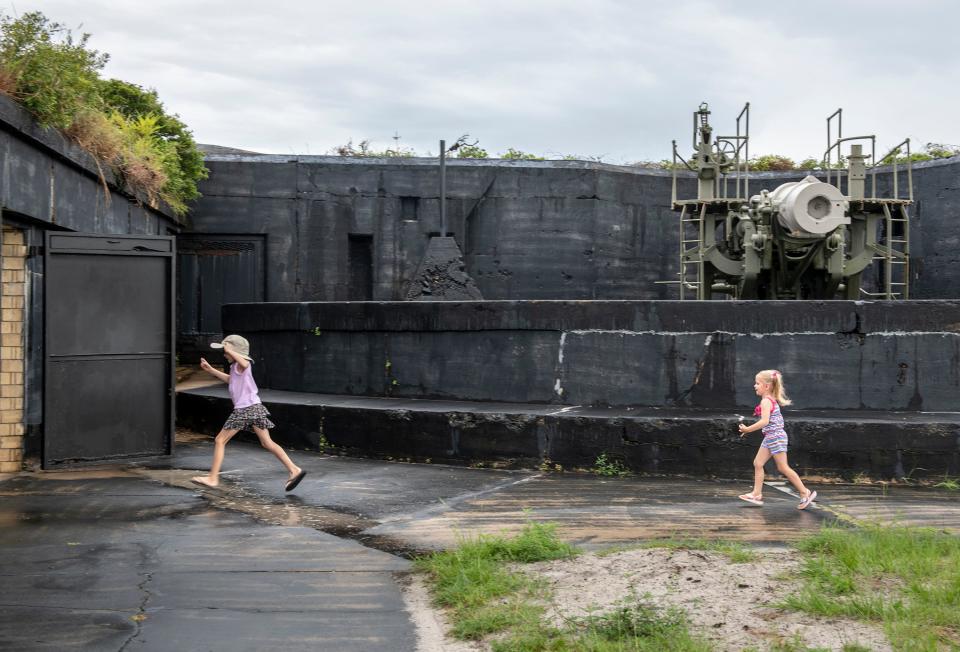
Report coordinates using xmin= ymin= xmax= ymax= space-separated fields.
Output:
xmin=228 ymin=363 xmax=261 ymax=409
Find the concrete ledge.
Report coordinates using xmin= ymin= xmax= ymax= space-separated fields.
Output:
xmin=223 ymin=300 xmax=960 ymax=412
xmin=177 ymin=387 xmax=960 ymax=480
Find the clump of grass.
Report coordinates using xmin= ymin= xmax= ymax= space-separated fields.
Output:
xmin=784 ymin=523 xmax=960 ymax=650
xmin=573 ymin=600 xmax=711 ymax=651
xmin=492 ymin=598 xmax=712 ymax=652
xmin=933 ymin=478 xmax=959 ymax=491
xmin=415 ymin=521 xmax=577 ymax=638
xmin=593 ymin=452 xmax=630 ymax=477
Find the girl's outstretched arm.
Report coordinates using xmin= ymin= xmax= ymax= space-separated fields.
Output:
xmin=738 ymin=398 xmax=772 ymax=434
xmin=200 ymin=357 xmax=230 ymax=383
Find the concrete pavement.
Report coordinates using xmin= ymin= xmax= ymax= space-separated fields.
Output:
xmin=1 ymin=432 xmax=958 ymax=650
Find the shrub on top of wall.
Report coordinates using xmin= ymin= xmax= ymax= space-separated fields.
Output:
xmin=0 ymin=11 xmax=207 ymax=215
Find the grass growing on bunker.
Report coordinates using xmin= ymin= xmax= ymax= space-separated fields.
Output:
xmin=415 ymin=522 xmax=711 ymax=650
xmin=783 ymin=523 xmax=960 ymax=651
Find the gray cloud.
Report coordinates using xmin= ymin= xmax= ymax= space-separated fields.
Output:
xmin=12 ymin=0 xmax=959 ymax=161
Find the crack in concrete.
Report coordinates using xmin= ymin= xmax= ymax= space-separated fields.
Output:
xmin=118 ymin=570 xmax=153 ymax=652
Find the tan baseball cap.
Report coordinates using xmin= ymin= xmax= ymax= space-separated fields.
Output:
xmin=210 ymin=334 xmax=253 ymax=362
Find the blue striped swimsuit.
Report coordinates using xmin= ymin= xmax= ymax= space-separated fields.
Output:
xmin=755 ymin=399 xmax=788 ymax=454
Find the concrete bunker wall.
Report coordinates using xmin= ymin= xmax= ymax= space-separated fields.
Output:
xmin=224 ymin=300 xmax=960 ymax=412
xmin=168 ymin=299 xmax=960 ymax=479
xmin=186 ymin=155 xmax=960 ymax=309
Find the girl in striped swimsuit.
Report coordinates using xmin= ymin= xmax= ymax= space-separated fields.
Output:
xmin=737 ymin=369 xmax=816 ymax=509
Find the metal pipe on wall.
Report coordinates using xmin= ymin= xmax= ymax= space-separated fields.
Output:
xmin=439 ymin=139 xmax=446 ymax=236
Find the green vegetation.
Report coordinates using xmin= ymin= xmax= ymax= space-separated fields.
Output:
xmin=420 ymin=520 xmax=960 ymax=650
xmin=455 ymin=143 xmax=488 ymax=159
xmin=500 ymin=147 xmax=545 ymax=161
xmin=881 ymin=142 xmax=960 ymax=165
xmin=748 ymin=154 xmax=797 ymax=171
xmin=0 ymin=11 xmax=207 ymax=215
xmin=330 ymin=138 xmax=415 ymax=157
xmin=417 ymin=522 xmax=712 ymax=650
xmin=593 ymin=452 xmax=630 ymax=477
xmin=783 ymin=523 xmax=960 ymax=651
xmin=415 ymin=521 xmax=576 ymax=640
xmin=933 ymin=478 xmax=959 ymax=491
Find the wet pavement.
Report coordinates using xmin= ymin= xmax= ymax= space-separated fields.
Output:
xmin=0 ymin=468 xmax=412 ymax=651
xmin=1 ymin=432 xmax=958 ymax=650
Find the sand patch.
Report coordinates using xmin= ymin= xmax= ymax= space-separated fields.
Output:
xmin=521 ymin=547 xmax=891 ymax=651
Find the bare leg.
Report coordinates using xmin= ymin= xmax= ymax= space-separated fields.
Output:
xmin=251 ymin=425 xmax=301 ymax=481
xmin=773 ymin=453 xmax=810 ymax=498
xmin=192 ymin=428 xmax=240 ymax=488
xmin=751 ymin=447 xmax=772 ymax=497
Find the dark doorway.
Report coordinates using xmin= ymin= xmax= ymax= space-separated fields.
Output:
xmin=400 ymin=196 xmax=419 ymax=221
xmin=177 ymin=234 xmax=266 ymax=358
xmin=43 ymin=233 xmax=175 ymax=467
xmin=348 ymin=234 xmax=373 ymax=299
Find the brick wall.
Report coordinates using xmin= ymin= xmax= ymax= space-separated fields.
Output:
xmin=1 ymin=226 xmax=25 ymax=472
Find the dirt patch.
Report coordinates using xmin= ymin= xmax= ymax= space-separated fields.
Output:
xmin=400 ymin=574 xmax=481 ymax=652
xmin=518 ymin=547 xmax=891 ymax=651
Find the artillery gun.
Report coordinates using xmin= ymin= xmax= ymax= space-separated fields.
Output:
xmin=668 ymin=103 xmax=912 ymax=299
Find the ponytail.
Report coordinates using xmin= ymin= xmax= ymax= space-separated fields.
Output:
xmin=758 ymin=369 xmax=792 ymax=406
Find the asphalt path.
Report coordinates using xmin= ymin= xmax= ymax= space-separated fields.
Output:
xmin=2 ymin=433 xmax=957 ymax=651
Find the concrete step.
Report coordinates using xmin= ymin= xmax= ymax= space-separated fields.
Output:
xmin=177 ymin=387 xmax=960 ymax=481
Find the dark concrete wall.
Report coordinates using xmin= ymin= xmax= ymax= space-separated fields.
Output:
xmin=188 ymin=156 xmax=683 ymax=302
xmin=0 ymin=93 xmax=181 ymax=455
xmin=178 ymin=389 xmax=960 ymax=480
xmin=188 ymin=154 xmax=960 ymax=306
xmin=223 ymin=300 xmax=960 ymax=412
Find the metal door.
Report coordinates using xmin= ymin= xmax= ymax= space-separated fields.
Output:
xmin=44 ymin=233 xmax=174 ymax=466
xmin=176 ymin=235 xmax=265 ymax=357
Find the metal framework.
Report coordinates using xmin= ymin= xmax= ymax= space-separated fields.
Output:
xmin=666 ymin=103 xmax=913 ymax=300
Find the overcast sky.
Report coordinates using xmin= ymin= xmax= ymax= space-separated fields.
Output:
xmin=12 ymin=1 xmax=959 ymax=163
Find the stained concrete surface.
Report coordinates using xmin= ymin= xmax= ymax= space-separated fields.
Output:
xmin=0 ymin=472 xmax=413 ymax=652
xmin=2 ymin=434 xmax=959 ymax=650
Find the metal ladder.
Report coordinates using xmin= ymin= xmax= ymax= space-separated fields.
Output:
xmin=882 ymin=204 xmax=910 ymax=299
xmin=678 ymin=203 xmax=705 ymax=299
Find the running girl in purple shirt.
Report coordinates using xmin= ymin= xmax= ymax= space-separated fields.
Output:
xmin=191 ymin=334 xmax=306 ymax=492
xmin=737 ymin=369 xmax=816 ymax=509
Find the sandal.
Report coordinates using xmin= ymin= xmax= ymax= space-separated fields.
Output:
xmin=738 ymin=493 xmax=764 ymax=506
xmin=285 ymin=470 xmax=307 ymax=492
xmin=797 ymin=490 xmax=817 ymax=510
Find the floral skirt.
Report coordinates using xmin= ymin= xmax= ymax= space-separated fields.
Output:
xmin=223 ymin=403 xmax=275 ymax=432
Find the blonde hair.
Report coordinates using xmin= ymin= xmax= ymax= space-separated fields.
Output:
xmin=756 ymin=369 xmax=792 ymax=406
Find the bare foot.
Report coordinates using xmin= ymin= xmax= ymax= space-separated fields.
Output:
xmin=191 ymin=476 xmax=219 ymax=488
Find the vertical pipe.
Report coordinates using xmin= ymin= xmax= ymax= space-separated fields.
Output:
xmin=893 ymin=156 xmax=898 ymax=199
xmin=744 ymin=105 xmax=750 ymax=200
xmin=671 ymin=141 xmax=677 ymax=205
xmin=439 ymin=139 xmax=446 ymax=236
xmin=906 ymin=139 xmax=913 ymax=202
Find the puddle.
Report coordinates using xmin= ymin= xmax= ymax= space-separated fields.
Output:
xmin=134 ymin=469 xmax=430 ymax=559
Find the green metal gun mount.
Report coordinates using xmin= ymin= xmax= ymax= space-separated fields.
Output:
xmin=667 ymin=103 xmax=911 ymax=300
